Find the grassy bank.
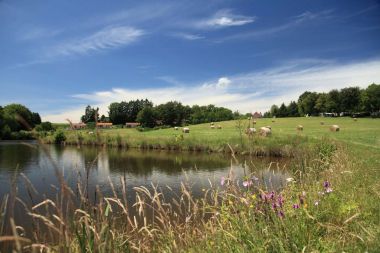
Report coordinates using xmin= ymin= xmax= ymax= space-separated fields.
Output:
xmin=44 ymin=117 xmax=380 ymax=155
xmin=1 ymin=117 xmax=379 ymax=252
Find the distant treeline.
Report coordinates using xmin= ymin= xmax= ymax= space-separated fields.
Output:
xmin=264 ymin=83 xmax=380 ymax=118
xmin=81 ymin=101 xmax=237 ymax=128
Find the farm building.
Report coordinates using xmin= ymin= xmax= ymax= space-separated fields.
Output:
xmin=71 ymin=122 xmax=87 ymax=130
xmin=97 ymin=122 xmax=113 ymax=128
xmin=252 ymin=112 xmax=263 ymax=118
xmin=125 ymin=122 xmax=140 ymax=128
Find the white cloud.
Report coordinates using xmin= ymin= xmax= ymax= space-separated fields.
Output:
xmin=49 ymin=26 xmax=144 ymax=57
xmin=42 ymin=58 xmax=380 ymax=123
xmin=194 ymin=9 xmax=255 ymax=29
xmin=172 ymin=32 xmax=204 ymax=40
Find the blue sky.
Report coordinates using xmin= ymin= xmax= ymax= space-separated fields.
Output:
xmin=0 ymin=0 xmax=379 ymax=122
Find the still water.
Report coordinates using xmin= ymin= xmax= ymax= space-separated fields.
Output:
xmin=0 ymin=141 xmax=290 ymax=212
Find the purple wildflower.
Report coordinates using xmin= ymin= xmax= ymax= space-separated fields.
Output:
xmin=292 ymin=204 xmax=300 ymax=209
xmin=251 ymin=176 xmax=259 ymax=181
xmin=323 ymin=181 xmax=330 ymax=188
xmin=243 ymin=180 xmax=253 ymax=187
xmin=268 ymin=191 xmax=275 ymax=200
xmin=277 ymin=195 xmax=284 ymax=208
xmin=220 ymin=176 xmax=226 ymax=186
xmin=278 ymin=210 xmax=285 ymax=218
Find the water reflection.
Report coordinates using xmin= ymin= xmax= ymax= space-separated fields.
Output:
xmin=0 ymin=142 xmax=290 ymax=203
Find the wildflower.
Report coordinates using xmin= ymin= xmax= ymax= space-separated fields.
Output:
xmin=325 ymin=187 xmax=333 ymax=193
xmin=302 ymin=191 xmax=306 ymax=197
xmin=314 ymin=201 xmax=319 ymax=206
xmin=202 ymin=188 xmax=205 ymax=192
xmin=249 ymin=204 xmax=254 ymax=208
xmin=323 ymin=181 xmax=330 ymax=188
xmin=243 ymin=180 xmax=253 ymax=187
xmin=277 ymin=195 xmax=284 ymax=207
xmin=303 ymin=203 xmax=308 ymax=209
xmin=292 ymin=204 xmax=300 ymax=209
xmin=278 ymin=210 xmax=285 ymax=218
xmin=220 ymin=176 xmax=226 ymax=186
xmin=251 ymin=194 xmax=256 ymax=200
xmin=268 ymin=191 xmax=275 ymax=200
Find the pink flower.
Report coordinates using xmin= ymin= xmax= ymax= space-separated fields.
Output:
xmin=242 ymin=180 xmax=253 ymax=187
xmin=220 ymin=176 xmax=226 ymax=186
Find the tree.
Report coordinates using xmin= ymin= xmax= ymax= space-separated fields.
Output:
xmin=3 ymin=103 xmax=35 ymax=131
xmin=31 ymin=112 xmax=41 ymax=125
xmin=81 ymin=105 xmax=98 ymax=123
xmin=325 ymin=90 xmax=340 ymax=112
xmin=287 ymin=101 xmax=299 ymax=117
xmin=277 ymin=103 xmax=288 ymax=117
xmin=137 ymin=107 xmax=157 ymax=128
xmin=340 ymin=87 xmax=361 ymax=113
xmin=270 ymin=105 xmax=279 ymax=117
xmin=108 ymin=99 xmax=153 ymax=124
xmin=298 ymin=92 xmax=318 ymax=116
xmin=156 ymin=101 xmax=186 ymax=126
xmin=361 ymin=83 xmax=380 ymax=112
xmin=315 ymin=93 xmax=328 ymax=113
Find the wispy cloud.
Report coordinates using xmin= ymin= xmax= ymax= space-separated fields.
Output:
xmin=48 ymin=25 xmax=144 ymax=57
xmin=42 ymin=58 xmax=380 ymax=122
xmin=172 ymin=32 xmax=204 ymax=40
xmin=217 ymin=9 xmax=334 ymax=42
xmin=19 ymin=26 xmax=62 ymax=41
xmin=193 ymin=9 xmax=255 ymax=29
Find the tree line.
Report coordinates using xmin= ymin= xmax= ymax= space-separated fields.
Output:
xmin=264 ymin=83 xmax=380 ymax=117
xmin=81 ymin=100 xmax=236 ymax=128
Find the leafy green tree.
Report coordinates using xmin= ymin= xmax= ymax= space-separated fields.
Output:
xmin=156 ymin=101 xmax=187 ymax=126
xmin=298 ymin=92 xmax=318 ymax=116
xmin=81 ymin=105 xmax=98 ymax=123
xmin=325 ymin=89 xmax=340 ymax=112
xmin=108 ymin=99 xmax=153 ymax=124
xmin=361 ymin=83 xmax=380 ymax=112
xmin=3 ymin=103 xmax=35 ymax=131
xmin=277 ymin=103 xmax=288 ymax=117
xmin=315 ymin=93 xmax=328 ymax=113
xmin=31 ymin=112 xmax=41 ymax=125
xmin=286 ymin=101 xmax=299 ymax=117
xmin=137 ymin=107 xmax=157 ymax=128
xmin=270 ymin=105 xmax=279 ymax=117
xmin=340 ymin=87 xmax=361 ymax=113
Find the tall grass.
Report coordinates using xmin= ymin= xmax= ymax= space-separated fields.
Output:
xmin=0 ymin=138 xmax=378 ymax=252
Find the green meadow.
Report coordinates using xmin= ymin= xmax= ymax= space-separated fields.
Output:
xmin=3 ymin=117 xmax=380 ymax=252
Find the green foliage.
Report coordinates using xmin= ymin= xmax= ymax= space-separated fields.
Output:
xmin=136 ymin=107 xmax=157 ymax=128
xmin=54 ymin=130 xmax=66 ymax=144
xmin=266 ymin=84 xmax=379 ymax=117
xmin=35 ymin=121 xmax=55 ymax=132
xmin=108 ymin=99 xmax=153 ymax=124
xmin=1 ymin=125 xmax=11 ymax=140
xmin=3 ymin=103 xmax=37 ymax=130
xmin=81 ymin=105 xmax=98 ymax=123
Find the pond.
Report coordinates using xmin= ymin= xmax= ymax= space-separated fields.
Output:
xmin=0 ymin=141 xmax=291 ymax=225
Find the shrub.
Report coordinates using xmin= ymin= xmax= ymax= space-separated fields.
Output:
xmin=35 ymin=121 xmax=55 ymax=132
xmin=54 ymin=130 xmax=66 ymax=144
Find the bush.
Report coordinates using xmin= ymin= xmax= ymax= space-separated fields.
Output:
xmin=35 ymin=121 xmax=55 ymax=132
xmin=54 ymin=130 xmax=66 ymax=144
xmin=1 ymin=125 xmax=12 ymax=140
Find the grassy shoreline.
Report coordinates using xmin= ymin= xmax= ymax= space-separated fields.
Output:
xmin=1 ymin=117 xmax=379 ymax=252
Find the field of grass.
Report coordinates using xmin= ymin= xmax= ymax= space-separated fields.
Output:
xmin=46 ymin=117 xmax=380 ymax=153
xmin=2 ymin=117 xmax=379 ymax=252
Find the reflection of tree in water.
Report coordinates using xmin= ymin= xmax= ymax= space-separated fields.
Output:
xmin=105 ymin=149 xmax=231 ymax=176
xmin=0 ymin=142 xmax=37 ymax=172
